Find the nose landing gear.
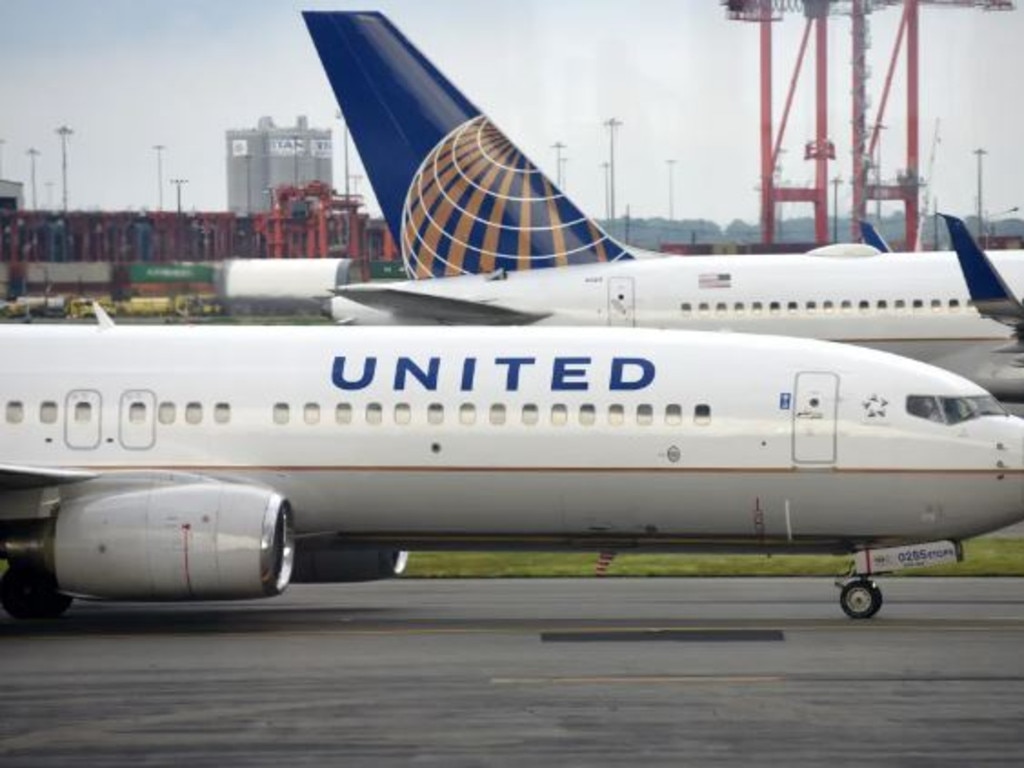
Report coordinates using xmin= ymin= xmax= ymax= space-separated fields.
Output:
xmin=837 ymin=577 xmax=883 ymax=620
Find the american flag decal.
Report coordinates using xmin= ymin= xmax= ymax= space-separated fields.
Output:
xmin=698 ymin=273 xmax=732 ymax=289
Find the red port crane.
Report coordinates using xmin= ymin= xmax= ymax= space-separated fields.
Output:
xmin=723 ymin=0 xmax=1014 ymax=249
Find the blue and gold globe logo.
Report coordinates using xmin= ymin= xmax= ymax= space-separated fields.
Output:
xmin=401 ymin=116 xmax=628 ymax=278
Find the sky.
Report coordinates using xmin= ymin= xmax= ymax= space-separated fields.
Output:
xmin=1 ymin=0 xmax=1022 ymax=226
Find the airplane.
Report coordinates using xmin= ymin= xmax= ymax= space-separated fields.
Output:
xmin=305 ymin=13 xmax=1024 ymax=404
xmin=2 ymin=319 xmax=1024 ymax=621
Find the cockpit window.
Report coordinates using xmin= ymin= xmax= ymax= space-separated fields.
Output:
xmin=906 ymin=396 xmax=943 ymax=423
xmin=907 ymin=395 xmax=1006 ymax=425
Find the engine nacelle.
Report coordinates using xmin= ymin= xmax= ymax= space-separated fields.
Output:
xmin=53 ymin=481 xmax=294 ymax=601
xmin=292 ymin=540 xmax=408 ymax=583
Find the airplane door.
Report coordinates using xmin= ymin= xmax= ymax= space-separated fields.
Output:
xmin=607 ymin=277 xmax=635 ymax=327
xmin=64 ymin=390 xmax=103 ymax=450
xmin=792 ymin=372 xmax=838 ymax=464
xmin=119 ymin=390 xmax=156 ymax=450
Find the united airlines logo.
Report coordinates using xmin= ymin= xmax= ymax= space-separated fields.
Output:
xmin=331 ymin=356 xmax=655 ymax=392
xmin=401 ymin=116 xmax=630 ymax=279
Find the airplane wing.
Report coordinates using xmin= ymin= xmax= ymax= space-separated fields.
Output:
xmin=337 ymin=285 xmax=550 ymax=325
xmin=940 ymin=214 xmax=1024 ymax=330
xmin=0 ymin=464 xmax=99 ymax=491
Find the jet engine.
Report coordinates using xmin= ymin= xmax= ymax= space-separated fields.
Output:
xmin=49 ymin=481 xmax=294 ymax=600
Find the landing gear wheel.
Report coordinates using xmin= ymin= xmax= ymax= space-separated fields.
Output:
xmin=1 ymin=567 xmax=73 ymax=620
xmin=839 ymin=579 xmax=883 ymax=620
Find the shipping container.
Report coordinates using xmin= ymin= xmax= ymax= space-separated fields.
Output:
xmin=129 ymin=263 xmax=215 ymax=284
xmin=369 ymin=260 xmax=408 ymax=281
xmin=26 ymin=261 xmax=113 ymax=285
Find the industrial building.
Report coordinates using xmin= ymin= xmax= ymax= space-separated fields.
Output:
xmin=0 ymin=180 xmax=24 ymax=212
xmin=226 ymin=116 xmax=333 ymax=214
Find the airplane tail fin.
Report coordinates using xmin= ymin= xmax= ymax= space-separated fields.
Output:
xmin=940 ymin=213 xmax=1024 ymax=327
xmin=859 ymin=220 xmax=891 ymax=253
xmin=303 ymin=12 xmax=630 ymax=279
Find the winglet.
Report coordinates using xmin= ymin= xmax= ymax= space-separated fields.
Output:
xmin=859 ymin=220 xmax=891 ymax=253
xmin=92 ymin=301 xmax=115 ymax=331
xmin=940 ymin=213 xmax=1024 ymax=326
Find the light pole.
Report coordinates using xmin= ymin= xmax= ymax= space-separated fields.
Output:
xmin=831 ymin=175 xmax=842 ymax=243
xmin=551 ymin=141 xmax=566 ymax=188
xmin=666 ymin=159 xmax=676 ymax=221
xmin=153 ymin=144 xmax=165 ymax=211
xmin=974 ymin=147 xmax=988 ymax=241
xmin=0 ymin=138 xmax=5 ymax=179
xmin=45 ymin=181 xmax=54 ymax=209
xmin=170 ymin=178 xmax=188 ymax=214
xmin=27 ymin=148 xmax=40 ymax=210
xmin=600 ymin=161 xmax=610 ymax=220
xmin=603 ymin=118 xmax=622 ymax=223
xmin=56 ymin=125 xmax=73 ymax=212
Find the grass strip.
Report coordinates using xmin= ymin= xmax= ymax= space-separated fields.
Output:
xmin=403 ymin=538 xmax=1024 ymax=578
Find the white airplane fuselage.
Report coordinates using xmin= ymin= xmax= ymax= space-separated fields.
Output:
xmin=335 ymin=250 xmax=1024 ymax=400
xmin=3 ymin=325 xmax=1023 ymax=552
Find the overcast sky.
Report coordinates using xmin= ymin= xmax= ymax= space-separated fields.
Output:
xmin=1 ymin=0 xmax=1021 ymax=226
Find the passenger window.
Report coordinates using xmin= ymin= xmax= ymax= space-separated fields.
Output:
xmin=489 ymin=404 xmax=506 ymax=426
xmin=912 ymin=299 xmax=924 ymax=310
xmin=158 ymin=402 xmax=176 ymax=425
xmin=305 ymin=403 xmax=322 ymax=425
xmin=734 ymin=302 xmax=745 ymax=314
xmin=894 ymin=299 xmax=906 ymax=310
xmin=858 ymin=300 xmax=870 ymax=313
xmin=394 ymin=403 xmax=411 ymax=425
xmin=214 ymin=403 xmax=231 ymax=424
xmin=877 ymin=300 xmax=887 ymax=310
xmin=680 ymin=302 xmax=692 ymax=316
xmin=6 ymin=401 xmax=24 ymax=424
xmin=715 ymin=302 xmax=727 ymax=315
xmin=608 ymin=404 xmax=625 ymax=427
xmin=551 ymin=404 xmax=568 ymax=426
xmin=129 ymin=401 xmax=147 ymax=424
xmin=822 ymin=300 xmax=834 ymax=313
xmin=931 ymin=299 xmax=942 ymax=311
xmin=459 ymin=403 xmax=476 ymax=426
xmin=840 ymin=300 xmax=852 ymax=312
xmin=335 ymin=403 xmax=352 ymax=425
xmin=521 ymin=403 xmax=539 ymax=426
xmin=185 ymin=402 xmax=202 ymax=425
xmin=366 ymin=403 xmax=383 ymax=425
xmin=949 ymin=299 xmax=961 ymax=311
xmin=751 ymin=302 xmax=763 ymax=315
xmin=273 ymin=403 xmax=290 ymax=425
xmin=39 ymin=401 xmax=58 ymax=424
xmin=428 ymin=403 xmax=444 ymax=425
xmin=787 ymin=301 xmax=798 ymax=314
xmin=806 ymin=301 xmax=817 ymax=314
xmin=637 ymin=404 xmax=653 ymax=426
xmin=75 ymin=402 xmax=91 ymax=424
xmin=769 ymin=301 xmax=781 ymax=315
xmin=665 ymin=404 xmax=682 ymax=426
xmin=579 ymin=404 xmax=596 ymax=426
xmin=694 ymin=404 xmax=711 ymax=426
xmin=698 ymin=302 xmax=710 ymax=315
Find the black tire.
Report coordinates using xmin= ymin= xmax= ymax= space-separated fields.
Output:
xmin=1 ymin=567 xmax=73 ymax=620
xmin=840 ymin=579 xmax=882 ymax=620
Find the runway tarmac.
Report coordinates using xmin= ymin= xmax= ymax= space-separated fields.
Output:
xmin=2 ymin=577 xmax=1024 ymax=767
